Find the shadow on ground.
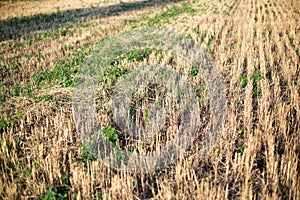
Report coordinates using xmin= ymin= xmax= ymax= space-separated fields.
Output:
xmin=0 ymin=0 xmax=183 ymax=41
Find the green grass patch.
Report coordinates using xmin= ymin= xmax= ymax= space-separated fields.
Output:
xmin=121 ymin=48 xmax=153 ymax=62
xmin=33 ymin=48 xmax=88 ymax=87
xmin=35 ymin=94 xmax=53 ymax=102
xmin=148 ymin=3 xmax=196 ymax=26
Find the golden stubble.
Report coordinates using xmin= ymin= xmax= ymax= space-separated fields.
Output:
xmin=0 ymin=0 xmax=299 ymax=199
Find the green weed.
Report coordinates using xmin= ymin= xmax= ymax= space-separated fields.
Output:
xmin=0 ymin=118 xmax=11 ymax=136
xmin=239 ymin=75 xmax=248 ymax=88
xmin=239 ymin=71 xmax=263 ymax=96
xmin=236 ymin=146 xmax=244 ymax=154
xmin=12 ymin=84 xmax=22 ymax=96
xmin=223 ymin=10 xmax=230 ymax=16
xmin=0 ymin=82 xmax=9 ymax=106
xmin=190 ymin=63 xmax=199 ymax=77
xmin=197 ymin=85 xmax=207 ymax=102
xmin=80 ymin=139 xmax=98 ymax=165
xmin=79 ymin=125 xmax=118 ymax=165
xmin=60 ymin=174 xmax=69 ymax=185
xmin=23 ymin=169 xmax=32 ymax=179
xmin=102 ymin=125 xmax=118 ymax=145
xmin=251 ymin=71 xmax=263 ymax=97
xmin=39 ymin=189 xmax=68 ymax=200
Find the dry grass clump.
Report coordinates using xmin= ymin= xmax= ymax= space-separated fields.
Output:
xmin=0 ymin=0 xmax=299 ymax=199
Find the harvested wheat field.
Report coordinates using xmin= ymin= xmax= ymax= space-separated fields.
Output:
xmin=0 ymin=0 xmax=299 ymax=199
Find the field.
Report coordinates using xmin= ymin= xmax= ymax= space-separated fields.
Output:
xmin=0 ymin=0 xmax=299 ymax=199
